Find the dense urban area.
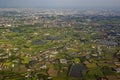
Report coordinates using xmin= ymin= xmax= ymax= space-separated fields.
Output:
xmin=0 ymin=8 xmax=120 ymax=80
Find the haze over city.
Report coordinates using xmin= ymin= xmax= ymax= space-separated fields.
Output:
xmin=0 ymin=0 xmax=120 ymax=9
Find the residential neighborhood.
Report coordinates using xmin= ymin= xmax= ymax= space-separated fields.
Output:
xmin=0 ymin=8 xmax=120 ymax=80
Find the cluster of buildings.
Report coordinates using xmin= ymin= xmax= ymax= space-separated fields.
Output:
xmin=0 ymin=8 xmax=120 ymax=80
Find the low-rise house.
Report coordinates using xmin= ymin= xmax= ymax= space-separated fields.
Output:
xmin=114 ymin=62 xmax=120 ymax=66
xmin=112 ymin=68 xmax=120 ymax=73
xmin=59 ymin=59 xmax=67 ymax=64
xmin=40 ymin=64 xmax=47 ymax=69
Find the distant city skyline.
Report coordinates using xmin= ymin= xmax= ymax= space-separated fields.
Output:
xmin=0 ymin=0 xmax=120 ymax=9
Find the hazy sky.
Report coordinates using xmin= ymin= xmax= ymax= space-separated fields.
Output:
xmin=0 ymin=0 xmax=120 ymax=9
